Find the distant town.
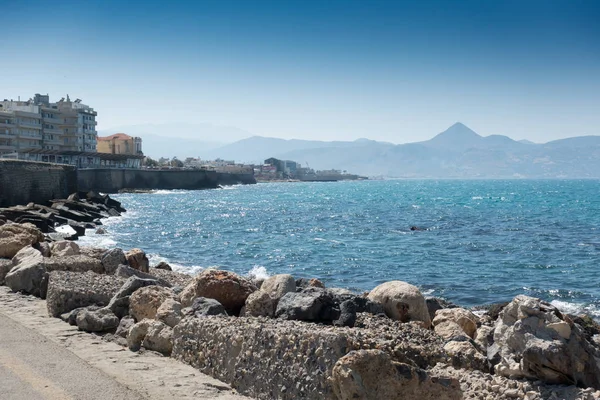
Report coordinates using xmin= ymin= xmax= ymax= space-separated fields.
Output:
xmin=0 ymin=93 xmax=364 ymax=182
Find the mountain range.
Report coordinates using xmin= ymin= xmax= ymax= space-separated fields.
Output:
xmin=102 ymin=122 xmax=600 ymax=178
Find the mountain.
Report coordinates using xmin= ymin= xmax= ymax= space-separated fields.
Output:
xmin=201 ymin=123 xmax=600 ymax=178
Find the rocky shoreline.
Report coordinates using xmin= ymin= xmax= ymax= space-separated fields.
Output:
xmin=1 ymin=193 xmax=600 ymax=399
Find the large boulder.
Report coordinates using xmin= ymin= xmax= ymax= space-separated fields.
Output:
xmin=43 ymin=255 xmax=103 ymax=274
xmin=490 ymin=295 xmax=600 ymax=389
xmin=241 ymin=291 xmax=275 ymax=317
xmin=181 ymin=297 xmax=227 ymax=318
xmin=179 ymin=269 xmax=257 ymax=315
xmin=156 ymin=299 xmax=183 ymax=327
xmin=128 ymin=319 xmax=173 ymax=355
xmin=275 ymin=290 xmax=337 ymax=322
xmin=46 ymin=271 xmax=126 ymax=317
xmin=105 ymin=276 xmax=161 ymax=319
xmin=444 ymin=339 xmax=489 ymax=372
xmin=51 ymin=241 xmax=80 ymax=257
xmin=432 ymin=308 xmax=479 ymax=339
xmin=75 ymin=308 xmax=120 ymax=332
xmin=331 ymin=349 xmax=461 ymax=400
xmin=125 ymin=248 xmax=149 ymax=273
xmin=0 ymin=223 xmax=44 ymax=258
xmin=129 ymin=285 xmax=175 ymax=321
xmin=260 ymin=274 xmax=296 ymax=301
xmin=367 ymin=281 xmax=431 ymax=328
xmin=101 ymin=248 xmax=127 ymax=274
xmin=5 ymin=250 xmax=47 ymax=297
xmin=114 ymin=265 xmax=171 ymax=287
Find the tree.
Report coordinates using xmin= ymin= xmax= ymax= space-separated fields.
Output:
xmin=170 ymin=157 xmax=184 ymax=168
xmin=143 ymin=156 xmax=159 ymax=167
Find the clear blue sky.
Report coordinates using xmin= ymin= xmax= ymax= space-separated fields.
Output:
xmin=1 ymin=0 xmax=598 ymax=143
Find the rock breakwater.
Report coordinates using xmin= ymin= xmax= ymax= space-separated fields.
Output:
xmin=1 ymin=195 xmax=600 ymax=399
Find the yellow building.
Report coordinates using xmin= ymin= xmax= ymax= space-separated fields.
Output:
xmin=97 ymin=133 xmax=142 ymax=155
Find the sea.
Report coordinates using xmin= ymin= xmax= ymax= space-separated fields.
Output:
xmin=79 ymin=180 xmax=600 ymax=318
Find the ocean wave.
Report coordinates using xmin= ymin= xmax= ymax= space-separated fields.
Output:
xmin=551 ymin=300 xmax=600 ymax=319
xmin=247 ymin=265 xmax=270 ymax=280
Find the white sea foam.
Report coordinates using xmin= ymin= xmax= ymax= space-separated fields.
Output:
xmin=472 ymin=196 xmax=483 ymax=200
xmin=247 ymin=265 xmax=270 ymax=280
xmin=551 ymin=300 xmax=600 ymax=320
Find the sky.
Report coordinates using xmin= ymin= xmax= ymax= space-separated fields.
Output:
xmin=1 ymin=0 xmax=599 ymax=144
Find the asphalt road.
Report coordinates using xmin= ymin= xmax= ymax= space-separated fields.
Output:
xmin=0 ymin=314 xmax=146 ymax=400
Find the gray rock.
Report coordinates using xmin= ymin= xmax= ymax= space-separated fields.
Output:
xmin=182 ymin=297 xmax=228 ymax=317
xmin=333 ymin=300 xmax=357 ymax=327
xmin=0 ymin=258 xmax=14 ymax=285
xmin=106 ymin=276 xmax=160 ymax=319
xmin=367 ymin=280 xmax=431 ymax=328
xmin=60 ymin=306 xmax=101 ymax=326
xmin=116 ymin=315 xmax=135 ymax=338
xmin=127 ymin=319 xmax=150 ymax=351
xmin=114 ymin=265 xmax=171 ymax=287
xmin=154 ymin=261 xmax=172 ymax=271
xmin=76 ymin=308 xmax=120 ymax=332
xmin=43 ymin=255 xmax=103 ymax=274
xmin=275 ymin=290 xmax=337 ymax=322
xmin=125 ymin=248 xmax=149 ymax=273
xmin=101 ymin=248 xmax=127 ymax=274
xmin=45 ymin=271 xmax=125 ymax=317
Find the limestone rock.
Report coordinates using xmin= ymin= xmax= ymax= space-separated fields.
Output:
xmin=76 ymin=308 xmax=119 ymax=332
xmin=101 ymin=248 xmax=127 ymax=275
xmin=11 ymin=245 xmax=43 ymax=266
xmin=156 ymin=298 xmax=183 ymax=327
xmin=367 ymin=281 xmax=431 ymax=327
xmin=143 ymin=320 xmax=173 ymax=355
xmin=179 ymin=269 xmax=257 ymax=315
xmin=51 ymin=241 xmax=80 ymax=257
xmin=309 ymin=278 xmax=325 ymax=288
xmin=444 ymin=339 xmax=489 ymax=372
xmin=45 ymin=271 xmax=125 ymax=317
xmin=426 ymin=297 xmax=458 ymax=321
xmin=105 ymin=276 xmax=160 ymax=319
xmin=78 ymin=246 xmax=106 ymax=261
xmin=182 ymin=297 xmax=227 ymax=318
xmin=148 ymin=267 xmax=191 ymax=288
xmin=127 ymin=319 xmax=151 ymax=351
xmin=433 ymin=308 xmax=479 ymax=339
xmin=5 ymin=255 xmax=46 ymax=297
xmin=0 ymin=258 xmax=12 ymax=285
xmin=43 ymin=255 xmax=103 ymax=274
xmin=125 ymin=248 xmax=149 ymax=273
xmin=128 ymin=319 xmax=173 ymax=355
xmin=129 ymin=285 xmax=175 ymax=321
xmin=491 ymin=295 xmax=600 ymax=389
xmin=330 ymin=349 xmax=461 ymax=400
xmin=241 ymin=290 xmax=275 ymax=317
xmin=261 ymin=274 xmax=296 ymax=301
xmin=35 ymin=242 xmax=52 ymax=257
xmin=0 ymin=223 xmax=44 ymax=258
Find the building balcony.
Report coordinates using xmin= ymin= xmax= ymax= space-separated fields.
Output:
xmin=43 ymin=117 xmax=64 ymax=124
xmin=18 ymin=144 xmax=42 ymax=150
xmin=0 ymin=121 xmax=14 ymax=128
xmin=44 ymin=128 xmax=63 ymax=135
xmin=0 ymin=133 xmax=15 ymax=139
xmin=0 ymin=144 xmax=16 ymax=151
xmin=18 ymin=122 xmax=42 ymax=129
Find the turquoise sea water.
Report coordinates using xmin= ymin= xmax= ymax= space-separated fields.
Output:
xmin=80 ymin=180 xmax=600 ymax=316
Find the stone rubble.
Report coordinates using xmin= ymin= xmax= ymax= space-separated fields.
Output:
xmin=2 ymin=198 xmax=600 ymax=400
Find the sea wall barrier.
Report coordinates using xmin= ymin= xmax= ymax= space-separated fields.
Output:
xmin=0 ymin=161 xmax=256 ymax=207
xmin=0 ymin=160 xmax=78 ymax=208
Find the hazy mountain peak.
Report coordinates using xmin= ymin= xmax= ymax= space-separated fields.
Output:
xmin=425 ymin=122 xmax=482 ymax=149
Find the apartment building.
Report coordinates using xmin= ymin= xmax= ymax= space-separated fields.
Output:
xmin=0 ymin=93 xmax=97 ymax=155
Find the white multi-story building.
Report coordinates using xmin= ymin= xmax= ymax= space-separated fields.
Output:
xmin=0 ymin=93 xmax=98 ymax=155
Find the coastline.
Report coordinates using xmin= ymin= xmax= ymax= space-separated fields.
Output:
xmin=2 ymin=193 xmax=600 ymax=399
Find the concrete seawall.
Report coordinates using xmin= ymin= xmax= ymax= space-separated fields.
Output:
xmin=78 ymin=169 xmax=256 ymax=193
xmin=0 ymin=160 xmax=77 ymax=208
